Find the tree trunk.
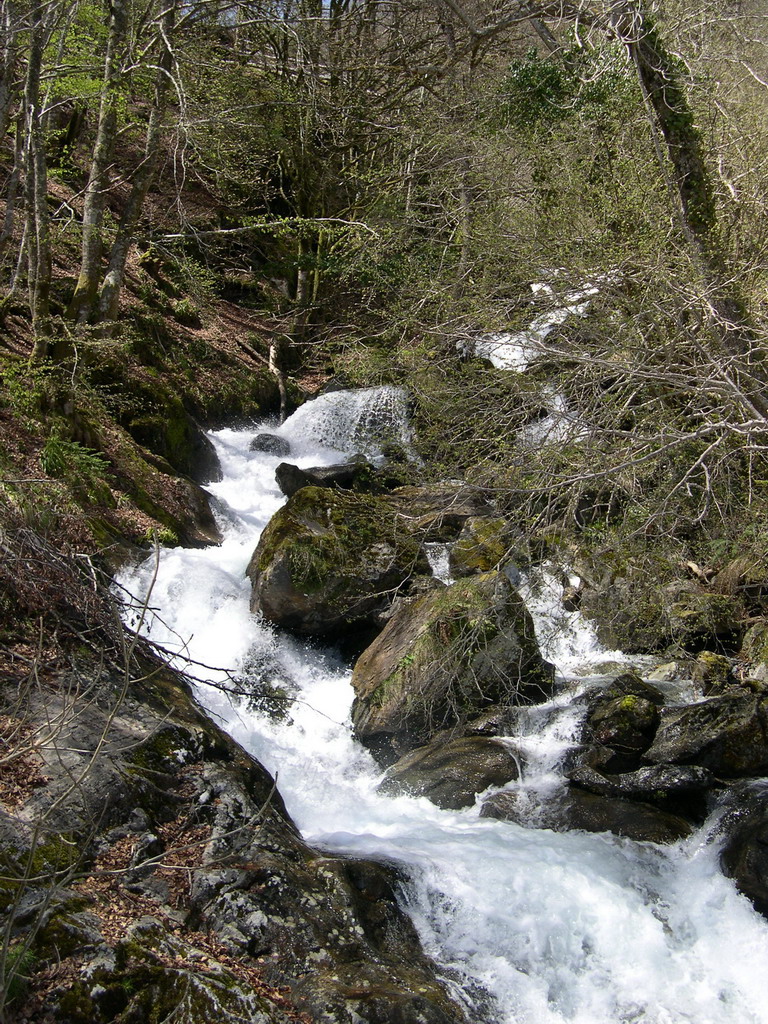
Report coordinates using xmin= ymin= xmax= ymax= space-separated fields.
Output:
xmin=69 ymin=0 xmax=129 ymax=323
xmin=0 ymin=0 xmax=19 ymax=142
xmin=23 ymin=7 xmax=51 ymax=357
xmin=0 ymin=111 xmax=22 ymax=261
xmin=611 ymin=5 xmax=718 ymax=264
xmin=609 ymin=1 xmax=767 ymax=415
xmin=97 ymin=0 xmax=176 ymax=325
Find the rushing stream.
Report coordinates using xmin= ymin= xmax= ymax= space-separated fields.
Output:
xmin=117 ymin=388 xmax=768 ymax=1024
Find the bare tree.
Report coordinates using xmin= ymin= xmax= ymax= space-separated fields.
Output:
xmin=68 ymin=0 xmax=130 ymax=324
xmin=97 ymin=0 xmax=180 ymax=326
xmin=23 ymin=0 xmax=55 ymax=357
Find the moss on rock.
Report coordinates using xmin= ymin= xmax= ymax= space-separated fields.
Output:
xmin=351 ymin=571 xmax=555 ymax=764
xmin=449 ymin=516 xmax=517 ymax=577
xmin=247 ymin=486 xmax=429 ymax=637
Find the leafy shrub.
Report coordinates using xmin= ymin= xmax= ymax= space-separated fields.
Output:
xmin=3 ymin=944 xmax=37 ymax=1006
xmin=40 ymin=434 xmax=111 ymax=502
xmin=1 ymin=361 xmax=62 ymax=416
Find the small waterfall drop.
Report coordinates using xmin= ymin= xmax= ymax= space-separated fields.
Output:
xmin=275 ymin=385 xmax=413 ymax=457
xmin=116 ymin=388 xmax=768 ymax=1024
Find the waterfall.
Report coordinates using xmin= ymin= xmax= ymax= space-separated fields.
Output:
xmin=117 ymin=387 xmax=768 ymax=1024
xmin=275 ymin=385 xmax=413 ymax=458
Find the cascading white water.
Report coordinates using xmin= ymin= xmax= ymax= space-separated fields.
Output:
xmin=464 ymin=280 xmax=600 ymax=371
xmin=117 ymin=388 xmax=768 ymax=1024
xmin=276 ymin=385 xmax=413 ymax=457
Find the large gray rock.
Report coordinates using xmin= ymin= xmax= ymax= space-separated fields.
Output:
xmin=586 ymin=694 xmax=660 ymax=756
xmin=584 ymin=672 xmax=666 ymax=710
xmin=567 ymin=762 xmax=714 ymax=821
xmin=247 ymin=486 xmax=429 ymax=637
xmin=6 ymin=654 xmax=468 ymax=1024
xmin=250 ymin=432 xmax=292 ymax=457
xmin=351 ymin=571 xmax=555 ymax=764
xmin=379 ymin=736 xmax=521 ymax=809
xmin=643 ymin=693 xmax=768 ymax=777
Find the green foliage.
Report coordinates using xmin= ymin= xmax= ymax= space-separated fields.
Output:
xmin=171 ymin=298 xmax=202 ymax=326
xmin=3 ymin=944 xmax=38 ymax=1006
xmin=40 ymin=433 xmax=107 ymax=479
xmin=45 ymin=2 xmax=107 ymax=106
xmin=40 ymin=433 xmax=111 ymax=503
xmin=141 ymin=526 xmax=179 ymax=547
xmin=500 ymin=42 xmax=635 ymax=133
xmin=1 ymin=361 xmax=61 ymax=417
xmin=168 ymin=255 xmax=219 ymax=308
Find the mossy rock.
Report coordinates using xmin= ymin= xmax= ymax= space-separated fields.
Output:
xmin=54 ymin=916 xmax=293 ymax=1024
xmin=81 ymin=348 xmax=221 ymax=483
xmin=127 ymin=406 xmax=220 ymax=484
xmin=586 ymin=671 xmax=666 ymax=708
xmin=692 ymin=651 xmax=735 ymax=694
xmin=247 ymin=486 xmax=430 ymax=637
xmin=577 ymin=672 xmax=665 ymax=772
xmin=586 ymin=694 xmax=660 ymax=755
xmin=741 ymin=619 xmax=768 ymax=682
xmin=35 ymin=905 xmax=103 ymax=960
xmin=351 ymin=571 xmax=554 ymax=764
xmin=449 ymin=516 xmax=517 ymax=577
xmin=662 ymin=585 xmax=743 ymax=652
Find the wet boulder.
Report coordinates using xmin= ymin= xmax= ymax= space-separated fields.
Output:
xmin=583 ymin=695 xmax=660 ymax=769
xmin=567 ymin=761 xmax=714 ymax=821
xmin=719 ymin=782 xmax=768 ymax=919
xmin=275 ymin=456 xmax=375 ymax=498
xmin=578 ymin=672 xmax=665 ymax=772
xmin=351 ymin=571 xmax=555 ymax=765
xmin=481 ymin=786 xmax=692 ymax=844
xmin=274 ymin=461 xmax=315 ymax=496
xmin=379 ymin=736 xmax=521 ymax=810
xmin=247 ymin=486 xmax=429 ymax=638
xmin=250 ymin=432 xmax=291 ymax=457
xmin=585 ymin=671 xmax=666 ymax=710
xmin=643 ymin=692 xmax=768 ymax=777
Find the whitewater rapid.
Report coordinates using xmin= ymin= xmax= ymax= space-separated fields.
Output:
xmin=117 ymin=388 xmax=768 ymax=1024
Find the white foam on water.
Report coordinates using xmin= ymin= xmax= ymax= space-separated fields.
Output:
xmin=465 ymin=280 xmax=600 ymax=372
xmin=116 ymin=388 xmax=768 ymax=1024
